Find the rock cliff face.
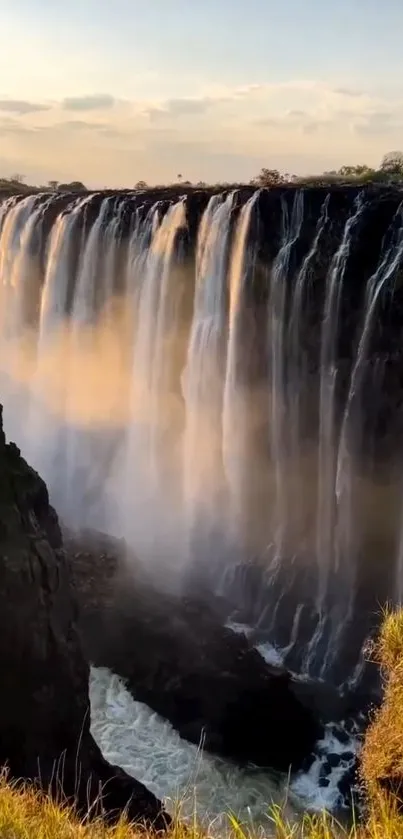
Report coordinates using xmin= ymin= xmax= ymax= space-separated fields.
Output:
xmin=0 ymin=406 xmax=169 ymax=829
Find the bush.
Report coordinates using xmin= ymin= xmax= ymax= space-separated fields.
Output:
xmin=361 ymin=608 xmax=403 ymax=799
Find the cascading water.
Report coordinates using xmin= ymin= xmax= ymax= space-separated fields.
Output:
xmin=287 ymin=194 xmax=330 ymax=579
xmin=2 ymin=186 xmax=403 ymax=691
xmin=267 ymin=190 xmax=305 ymax=565
xmin=334 ymin=201 xmax=403 ymax=684
xmin=182 ymin=192 xmax=234 ymax=559
xmin=316 ymin=194 xmax=365 ymax=615
xmin=222 ymin=191 xmax=260 ymax=545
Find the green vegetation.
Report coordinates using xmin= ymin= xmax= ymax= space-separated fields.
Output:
xmin=2 ymin=607 xmax=403 ymax=837
xmin=252 ymin=151 xmax=403 ymax=188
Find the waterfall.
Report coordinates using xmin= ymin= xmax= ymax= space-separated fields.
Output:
xmin=287 ymin=194 xmax=330 ymax=545
xmin=182 ymin=192 xmax=234 ymax=558
xmin=267 ymin=190 xmax=304 ymax=564
xmin=222 ymin=191 xmax=260 ymax=542
xmin=118 ymin=199 xmax=188 ymax=563
xmin=316 ymin=194 xmax=365 ymax=611
xmin=337 ymin=204 xmax=403 ymax=611
xmin=2 ymin=185 xmax=403 ymax=686
xmin=0 ymin=194 xmax=49 ymax=446
xmin=24 ymin=196 xmax=95 ymax=505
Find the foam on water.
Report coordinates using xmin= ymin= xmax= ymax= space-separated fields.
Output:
xmin=89 ymin=666 xmax=296 ymax=833
xmin=290 ymin=724 xmax=359 ymax=812
xmin=226 ymin=620 xmax=285 ymax=667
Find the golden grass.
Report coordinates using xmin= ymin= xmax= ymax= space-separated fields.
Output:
xmin=0 ymin=771 xmax=403 ymax=839
xmin=361 ymin=607 xmax=403 ymax=792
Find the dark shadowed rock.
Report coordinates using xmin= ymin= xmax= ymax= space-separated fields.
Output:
xmin=327 ymin=753 xmax=342 ymax=768
xmin=0 ymin=407 xmax=169 ymax=830
xmin=67 ymin=530 xmax=322 ymax=773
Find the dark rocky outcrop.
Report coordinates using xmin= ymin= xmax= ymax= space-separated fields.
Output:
xmin=67 ymin=530 xmax=322 ymax=773
xmin=0 ymin=407 xmax=169 ymax=829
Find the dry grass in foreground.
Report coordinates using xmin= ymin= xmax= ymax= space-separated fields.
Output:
xmin=361 ymin=607 xmax=403 ymax=795
xmin=0 ymin=772 xmax=403 ymax=839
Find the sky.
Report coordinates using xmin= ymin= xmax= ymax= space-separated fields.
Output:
xmin=1 ymin=0 xmax=403 ymax=187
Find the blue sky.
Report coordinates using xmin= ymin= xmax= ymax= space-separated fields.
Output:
xmin=1 ymin=0 xmax=403 ymax=186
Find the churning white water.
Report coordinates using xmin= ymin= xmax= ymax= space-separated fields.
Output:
xmin=89 ymin=664 xmax=358 ymax=827
xmin=89 ymin=666 xmax=293 ymax=833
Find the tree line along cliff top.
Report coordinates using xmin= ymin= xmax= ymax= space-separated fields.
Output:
xmin=1 ymin=150 xmax=403 ymax=196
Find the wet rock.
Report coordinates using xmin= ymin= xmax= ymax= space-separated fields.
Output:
xmin=327 ymin=753 xmax=342 ymax=768
xmin=0 ymin=408 xmax=169 ymax=829
xmin=336 ymin=728 xmax=351 ymax=745
xmin=68 ymin=530 xmax=322 ymax=773
xmin=337 ymin=759 xmax=359 ymax=806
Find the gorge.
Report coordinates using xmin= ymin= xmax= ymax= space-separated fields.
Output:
xmin=1 ymin=183 xmax=403 ymax=822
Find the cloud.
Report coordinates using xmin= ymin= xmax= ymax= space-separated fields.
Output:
xmin=0 ymin=118 xmax=41 ymax=135
xmin=62 ymin=94 xmax=116 ymax=111
xmin=144 ymin=86 xmax=268 ymax=122
xmin=354 ymin=111 xmax=402 ymax=136
xmin=0 ymin=99 xmax=50 ymax=115
xmin=163 ymin=98 xmax=213 ymax=116
xmin=254 ymin=110 xmax=327 ymax=133
xmin=146 ymin=96 xmax=218 ymax=122
xmin=54 ymin=120 xmax=111 ymax=131
xmin=286 ymin=109 xmax=308 ymax=119
xmin=333 ymin=87 xmax=364 ymax=98
xmin=302 ymin=121 xmax=321 ymax=135
xmin=48 ymin=120 xmax=127 ymax=140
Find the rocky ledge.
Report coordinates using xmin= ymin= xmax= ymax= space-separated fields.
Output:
xmin=67 ymin=529 xmax=322 ymax=773
xmin=0 ymin=406 xmax=169 ymax=829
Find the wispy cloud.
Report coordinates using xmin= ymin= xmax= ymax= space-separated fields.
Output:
xmin=354 ymin=111 xmax=403 ymax=136
xmin=0 ymin=99 xmax=51 ymax=115
xmin=62 ymin=94 xmax=116 ymax=111
xmin=146 ymin=97 xmax=215 ymax=121
xmin=54 ymin=119 xmax=111 ymax=131
xmin=0 ymin=117 xmax=43 ymax=135
xmin=333 ymin=87 xmax=365 ymax=98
